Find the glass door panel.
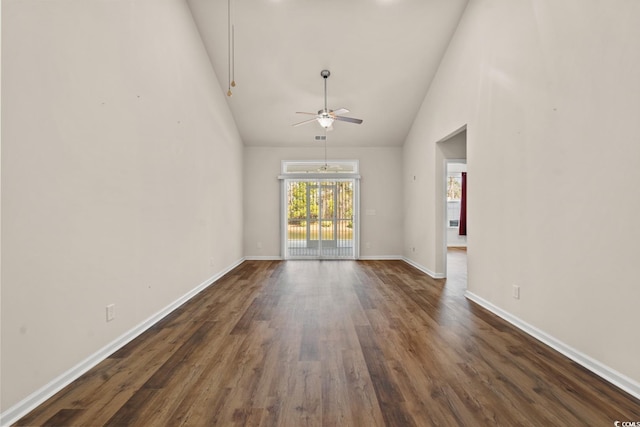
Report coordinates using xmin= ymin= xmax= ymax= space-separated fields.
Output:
xmin=285 ymin=179 xmax=355 ymax=259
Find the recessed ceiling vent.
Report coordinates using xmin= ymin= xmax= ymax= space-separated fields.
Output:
xmin=315 ymin=135 xmax=327 ymax=141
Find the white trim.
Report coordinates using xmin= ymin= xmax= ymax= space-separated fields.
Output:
xmin=244 ymin=256 xmax=283 ymax=261
xmin=465 ymin=291 xmax=640 ymax=401
xmin=358 ymin=255 xmax=403 ymax=261
xmin=281 ymin=159 xmax=360 ymax=174
xmin=280 ymin=176 xmax=288 ymax=260
xmin=402 ymin=257 xmax=446 ymax=279
xmin=354 ymin=179 xmax=360 ymax=259
xmin=0 ymin=258 xmax=245 ymax=427
xmin=278 ymin=173 xmax=361 ymax=180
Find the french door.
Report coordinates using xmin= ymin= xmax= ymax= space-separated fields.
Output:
xmin=284 ymin=179 xmax=357 ymax=259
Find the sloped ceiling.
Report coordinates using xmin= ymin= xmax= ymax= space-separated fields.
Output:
xmin=186 ymin=0 xmax=468 ymax=147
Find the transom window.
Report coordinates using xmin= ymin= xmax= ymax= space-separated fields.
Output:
xmin=281 ymin=160 xmax=358 ymax=174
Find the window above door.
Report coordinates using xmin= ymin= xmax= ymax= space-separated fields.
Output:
xmin=281 ymin=160 xmax=359 ymax=174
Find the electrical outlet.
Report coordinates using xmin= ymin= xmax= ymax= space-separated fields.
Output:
xmin=512 ymin=285 xmax=520 ymax=300
xmin=106 ymin=304 xmax=115 ymax=322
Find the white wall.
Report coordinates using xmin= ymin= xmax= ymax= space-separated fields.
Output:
xmin=1 ymin=0 xmax=243 ymax=412
xmin=244 ymin=146 xmax=403 ymax=259
xmin=404 ymin=0 xmax=640 ymax=388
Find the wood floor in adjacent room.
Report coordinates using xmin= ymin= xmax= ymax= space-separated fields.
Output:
xmin=15 ymin=250 xmax=640 ymax=426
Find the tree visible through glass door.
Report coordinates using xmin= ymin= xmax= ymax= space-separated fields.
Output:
xmin=286 ymin=179 xmax=354 ymax=258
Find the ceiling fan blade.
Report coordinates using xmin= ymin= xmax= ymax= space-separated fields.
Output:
xmin=330 ymin=108 xmax=349 ymax=116
xmin=296 ymin=111 xmax=318 ymax=116
xmin=292 ymin=118 xmax=319 ymax=127
xmin=334 ymin=116 xmax=363 ymax=124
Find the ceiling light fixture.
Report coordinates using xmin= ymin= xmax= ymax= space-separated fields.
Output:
xmin=317 ymin=115 xmax=334 ymax=129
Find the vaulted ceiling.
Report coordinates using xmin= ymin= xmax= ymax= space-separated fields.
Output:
xmin=186 ymin=0 xmax=469 ymax=147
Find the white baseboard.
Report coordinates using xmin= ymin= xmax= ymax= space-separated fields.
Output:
xmin=0 ymin=258 xmax=245 ymax=427
xmin=402 ymin=257 xmax=446 ymax=279
xmin=358 ymin=255 xmax=403 ymax=261
xmin=246 ymin=255 xmax=404 ymax=261
xmin=465 ymin=291 xmax=640 ymax=401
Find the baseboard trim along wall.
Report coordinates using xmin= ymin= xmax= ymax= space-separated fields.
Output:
xmin=244 ymin=256 xmax=403 ymax=261
xmin=465 ymin=291 xmax=640 ymax=401
xmin=0 ymin=257 xmax=246 ymax=427
xmin=402 ymin=257 xmax=446 ymax=279
xmin=358 ymin=255 xmax=403 ymax=261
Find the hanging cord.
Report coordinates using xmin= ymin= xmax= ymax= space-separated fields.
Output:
xmin=227 ymin=0 xmax=232 ymax=96
xmin=231 ymin=24 xmax=236 ymax=88
xmin=324 ymin=128 xmax=328 ymax=169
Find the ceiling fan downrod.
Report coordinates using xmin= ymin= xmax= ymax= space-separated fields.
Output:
xmin=321 ymin=70 xmax=330 ymax=112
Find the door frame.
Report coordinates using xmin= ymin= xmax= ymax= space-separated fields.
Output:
xmin=279 ymin=173 xmax=360 ymax=260
xmin=435 ymin=124 xmax=467 ymax=280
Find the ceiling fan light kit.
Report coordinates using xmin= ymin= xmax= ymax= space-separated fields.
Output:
xmin=317 ymin=116 xmax=334 ymax=129
xmin=293 ymin=70 xmax=363 ymax=130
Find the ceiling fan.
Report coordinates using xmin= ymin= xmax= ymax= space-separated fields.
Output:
xmin=293 ymin=70 xmax=363 ymax=131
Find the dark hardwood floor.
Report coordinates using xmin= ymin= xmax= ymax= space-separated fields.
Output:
xmin=14 ymin=250 xmax=640 ymax=426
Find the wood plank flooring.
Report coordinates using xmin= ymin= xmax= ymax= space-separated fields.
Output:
xmin=14 ymin=251 xmax=640 ymax=426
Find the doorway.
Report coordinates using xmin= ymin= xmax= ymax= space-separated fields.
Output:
xmin=445 ymin=160 xmax=468 ymax=290
xmin=446 ymin=161 xmax=467 ymax=249
xmin=436 ymin=126 xmax=467 ymax=284
xmin=284 ymin=179 xmax=356 ymax=259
